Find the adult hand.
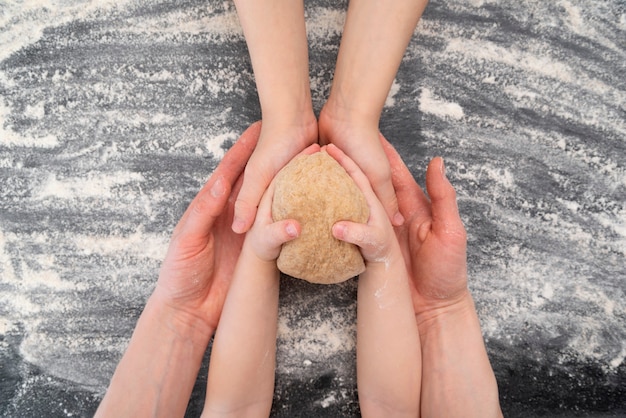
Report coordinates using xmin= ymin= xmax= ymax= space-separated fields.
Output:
xmin=152 ymin=121 xmax=261 ymax=332
xmin=96 ymin=122 xmax=263 ymax=418
xmin=382 ymin=136 xmax=503 ymax=418
xmin=381 ymin=136 xmax=469 ymax=319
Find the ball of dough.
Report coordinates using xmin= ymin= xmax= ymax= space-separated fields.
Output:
xmin=272 ymin=151 xmax=369 ymax=284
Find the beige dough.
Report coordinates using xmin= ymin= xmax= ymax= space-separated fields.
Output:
xmin=272 ymin=150 xmax=369 ymax=284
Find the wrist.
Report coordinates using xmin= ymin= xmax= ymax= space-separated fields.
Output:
xmin=260 ymin=95 xmax=317 ymax=134
xmin=415 ymin=291 xmax=478 ymax=338
xmin=257 ymin=112 xmax=318 ymax=153
xmin=144 ymin=293 xmax=214 ymax=348
xmin=320 ymin=95 xmax=381 ymax=133
xmin=241 ymin=238 xmax=281 ymax=275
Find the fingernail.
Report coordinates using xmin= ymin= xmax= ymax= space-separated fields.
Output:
xmin=286 ymin=223 xmax=298 ymax=238
xmin=393 ymin=211 xmax=405 ymax=226
xmin=440 ymin=158 xmax=446 ymax=178
xmin=332 ymin=223 xmax=346 ymax=239
xmin=210 ymin=176 xmax=226 ymax=198
xmin=232 ymin=217 xmax=245 ymax=233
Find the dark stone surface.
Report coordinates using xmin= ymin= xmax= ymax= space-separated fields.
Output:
xmin=1 ymin=0 xmax=624 ymax=416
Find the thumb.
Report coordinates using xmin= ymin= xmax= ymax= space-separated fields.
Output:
xmin=232 ymin=165 xmax=272 ymax=234
xmin=177 ymin=175 xmax=231 ymax=239
xmin=375 ymin=178 xmax=404 ymax=227
xmin=425 ymin=157 xmax=465 ymax=236
xmin=332 ymin=221 xmax=386 ymax=262
xmin=254 ymin=220 xmax=300 ymax=261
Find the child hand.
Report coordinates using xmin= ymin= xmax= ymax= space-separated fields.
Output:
xmin=244 ymin=143 xmax=321 ymax=262
xmin=232 ymin=120 xmax=318 ymax=234
xmin=325 ymin=144 xmax=399 ymax=265
xmin=319 ymin=109 xmax=402 ymax=227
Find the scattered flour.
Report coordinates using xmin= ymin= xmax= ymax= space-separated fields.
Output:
xmin=0 ymin=102 xmax=59 ymax=148
xmin=305 ymin=7 xmax=346 ymax=40
xmin=418 ymin=88 xmax=464 ymax=120
xmin=36 ymin=172 xmax=144 ymax=200
xmin=384 ymin=79 xmax=401 ymax=108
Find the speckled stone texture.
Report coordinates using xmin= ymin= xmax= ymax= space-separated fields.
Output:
xmin=0 ymin=0 xmax=624 ymax=417
xmin=272 ymin=151 xmax=369 ymax=284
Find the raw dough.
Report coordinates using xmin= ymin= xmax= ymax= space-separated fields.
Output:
xmin=272 ymin=150 xmax=369 ymax=284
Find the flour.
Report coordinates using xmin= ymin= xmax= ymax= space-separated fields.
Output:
xmin=305 ymin=7 xmax=346 ymax=41
xmin=0 ymin=102 xmax=59 ymax=148
xmin=1 ymin=0 xmax=625 ymax=412
xmin=0 ymin=0 xmax=139 ymax=63
xmin=419 ymin=88 xmax=464 ymax=120
xmin=37 ymin=172 xmax=145 ymax=200
xmin=277 ymin=313 xmax=356 ymax=367
xmin=384 ymin=79 xmax=401 ymax=108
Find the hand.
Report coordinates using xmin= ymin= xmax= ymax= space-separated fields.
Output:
xmin=325 ymin=144 xmax=398 ymax=265
xmin=319 ymin=105 xmax=403 ymax=227
xmin=245 ymin=143 xmax=322 ymax=262
xmin=232 ymin=119 xmax=318 ymax=234
xmin=381 ymin=135 xmax=469 ymax=319
xmin=152 ymin=122 xmax=261 ymax=332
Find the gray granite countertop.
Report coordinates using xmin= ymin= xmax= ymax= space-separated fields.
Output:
xmin=1 ymin=0 xmax=625 ymax=416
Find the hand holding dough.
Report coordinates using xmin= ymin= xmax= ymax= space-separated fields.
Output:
xmin=272 ymin=150 xmax=369 ymax=284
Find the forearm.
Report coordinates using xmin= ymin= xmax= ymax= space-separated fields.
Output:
xmin=357 ymin=254 xmax=421 ymax=416
xmin=330 ymin=0 xmax=428 ymax=124
xmin=204 ymin=244 xmax=279 ymax=416
xmin=418 ymin=293 xmax=502 ymax=418
xmin=96 ymin=296 xmax=212 ymax=418
xmin=233 ymin=0 xmax=313 ymax=124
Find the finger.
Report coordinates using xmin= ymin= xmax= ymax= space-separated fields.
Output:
xmin=232 ymin=168 xmax=269 ymax=234
xmin=369 ymin=167 xmax=403 ymax=226
xmin=425 ymin=157 xmax=464 ymax=234
xmin=300 ymin=143 xmax=321 ymax=156
xmin=379 ymin=133 xmax=431 ymax=221
xmin=213 ymin=121 xmax=261 ymax=186
xmin=177 ymin=174 xmax=233 ymax=239
xmin=173 ymin=122 xmax=261 ymax=236
xmin=324 ymin=144 xmax=378 ymax=203
xmin=266 ymin=219 xmax=301 ymax=247
xmin=232 ymin=142 xmax=320 ymax=235
xmin=332 ymin=221 xmax=386 ymax=261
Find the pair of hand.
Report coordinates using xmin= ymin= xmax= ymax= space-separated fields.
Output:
xmin=155 ymin=121 xmax=470 ymax=333
xmin=232 ymin=110 xmax=403 ymax=235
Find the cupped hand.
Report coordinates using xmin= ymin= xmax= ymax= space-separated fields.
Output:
xmin=232 ymin=120 xmax=318 ymax=234
xmin=380 ymin=135 xmax=469 ymax=318
xmin=319 ymin=107 xmax=403 ymax=227
xmin=152 ymin=122 xmax=261 ymax=332
xmin=245 ymin=143 xmax=321 ymax=262
xmin=325 ymin=144 xmax=398 ymax=265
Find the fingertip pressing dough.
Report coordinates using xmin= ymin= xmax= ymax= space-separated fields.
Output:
xmin=272 ymin=150 xmax=369 ymax=284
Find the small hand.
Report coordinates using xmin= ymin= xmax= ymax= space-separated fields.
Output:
xmin=325 ymin=144 xmax=398 ymax=265
xmin=232 ymin=119 xmax=318 ymax=234
xmin=319 ymin=106 xmax=403 ymax=227
xmin=152 ymin=122 xmax=261 ymax=332
xmin=381 ymin=136 xmax=469 ymax=318
xmin=245 ymin=143 xmax=321 ymax=262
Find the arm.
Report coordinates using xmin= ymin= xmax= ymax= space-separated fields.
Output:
xmin=319 ymin=0 xmax=429 ymax=224
xmin=203 ymin=145 xmax=319 ymax=416
xmin=383 ymin=139 xmax=503 ymax=417
xmin=95 ymin=123 xmax=261 ymax=417
xmin=231 ymin=0 xmax=317 ymax=233
xmin=356 ymin=248 xmax=421 ymax=417
xmin=418 ymin=294 xmax=502 ymax=418
xmin=328 ymin=144 xmax=421 ymax=417
xmin=203 ymin=242 xmax=280 ymax=417
xmin=95 ymin=297 xmax=212 ymax=417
